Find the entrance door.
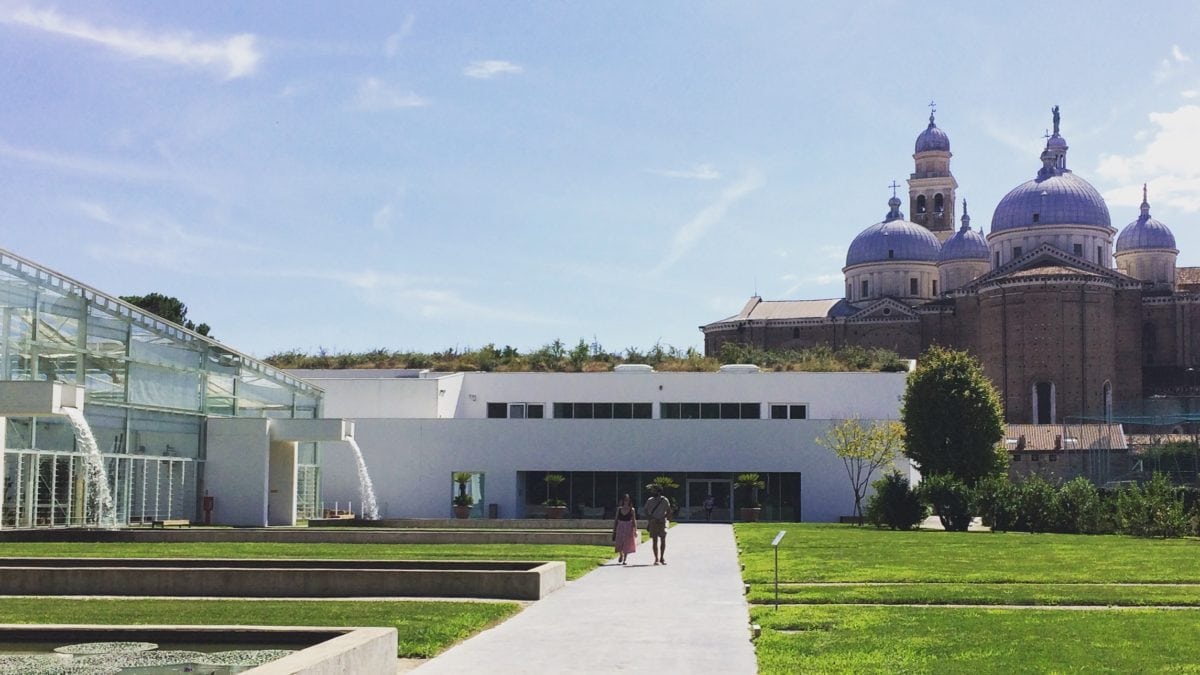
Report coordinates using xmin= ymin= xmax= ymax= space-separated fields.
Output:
xmin=685 ymin=479 xmax=732 ymax=521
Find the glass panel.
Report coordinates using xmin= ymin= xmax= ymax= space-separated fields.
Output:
xmin=573 ymin=403 xmax=593 ymax=419
xmin=700 ymin=403 xmax=719 ymax=419
xmin=681 ymin=403 xmax=700 ymax=419
xmin=129 ymin=410 xmax=201 ymax=459
xmin=594 ymin=403 xmax=613 ymax=419
xmin=771 ymin=404 xmax=787 ymax=419
xmin=527 ymin=404 xmax=544 ymax=419
xmin=660 ymin=403 xmax=680 ymax=419
xmin=741 ymin=403 xmax=761 ymax=419
xmin=128 ymin=363 xmax=202 ymax=411
xmin=613 ymin=403 xmax=632 ymax=419
xmin=633 ymin=403 xmax=652 ymax=419
xmin=509 ymin=403 xmax=526 ymax=419
xmin=790 ymin=404 xmax=807 ymax=420
xmin=487 ymin=402 xmax=507 ymax=418
xmin=720 ymin=403 xmax=739 ymax=419
xmin=553 ymin=402 xmax=572 ymax=419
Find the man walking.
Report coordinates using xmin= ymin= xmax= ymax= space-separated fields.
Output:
xmin=643 ymin=484 xmax=671 ymax=565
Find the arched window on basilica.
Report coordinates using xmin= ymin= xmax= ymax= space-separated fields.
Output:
xmin=916 ymin=195 xmax=926 ymax=214
xmin=1102 ymin=381 xmax=1113 ymax=423
xmin=1033 ymin=381 xmax=1055 ymax=424
xmin=934 ymin=193 xmax=944 ymax=214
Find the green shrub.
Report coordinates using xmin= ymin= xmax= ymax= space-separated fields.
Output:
xmin=1015 ymin=474 xmax=1058 ymax=533
xmin=1053 ymin=476 xmax=1102 ymax=534
xmin=971 ymin=475 xmax=1019 ymax=532
xmin=1118 ymin=473 xmax=1189 ymax=538
xmin=866 ymin=471 xmax=926 ymax=530
xmin=919 ymin=474 xmax=973 ymax=532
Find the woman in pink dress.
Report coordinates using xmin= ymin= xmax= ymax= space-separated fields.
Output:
xmin=612 ymin=493 xmax=638 ymax=565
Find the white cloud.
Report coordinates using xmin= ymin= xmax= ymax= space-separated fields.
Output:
xmin=463 ymin=60 xmax=523 ymax=79
xmin=652 ymin=170 xmax=765 ymax=275
xmin=78 ymin=201 xmax=259 ymax=268
xmin=1155 ymin=44 xmax=1192 ymax=84
xmin=0 ymin=7 xmax=260 ymax=79
xmin=1096 ymin=105 xmax=1200 ymax=212
xmin=1173 ymin=45 xmax=1191 ymax=63
xmin=652 ymin=163 xmax=721 ymax=180
xmin=372 ymin=204 xmax=395 ymax=232
xmin=384 ymin=15 xmax=415 ymax=57
xmin=1183 ymin=90 xmax=1200 ymax=99
xmin=353 ymin=77 xmax=428 ymax=110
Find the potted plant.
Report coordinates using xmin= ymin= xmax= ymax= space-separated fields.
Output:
xmin=735 ymin=473 xmax=765 ymax=522
xmin=452 ymin=472 xmax=474 ymax=519
xmin=648 ymin=475 xmax=679 ymax=517
xmin=543 ymin=473 xmax=567 ymax=519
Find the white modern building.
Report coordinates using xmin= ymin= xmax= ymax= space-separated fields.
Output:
xmin=293 ymin=366 xmax=910 ymax=522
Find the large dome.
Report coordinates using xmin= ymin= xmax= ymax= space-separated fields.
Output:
xmin=990 ymin=172 xmax=1111 ymax=233
xmin=915 ymin=112 xmax=950 ymax=153
xmin=939 ymin=209 xmax=989 ymax=262
xmin=846 ymin=197 xmax=941 ymax=267
xmin=1117 ymin=186 xmax=1176 ymax=252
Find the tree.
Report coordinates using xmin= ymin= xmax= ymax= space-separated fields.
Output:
xmin=866 ymin=471 xmax=926 ymax=530
xmin=121 ymin=292 xmax=211 ymax=336
xmin=900 ymin=346 xmax=1005 ymax=486
xmin=817 ymin=418 xmax=903 ymax=524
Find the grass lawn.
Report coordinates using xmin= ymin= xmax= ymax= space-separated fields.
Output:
xmin=738 ymin=523 xmax=1200 ymax=584
xmin=751 ymin=604 xmax=1200 ymax=674
xmin=738 ymin=523 xmax=1200 ymax=673
xmin=0 ymin=597 xmax=518 ymax=658
xmin=0 ymin=541 xmax=612 ymax=580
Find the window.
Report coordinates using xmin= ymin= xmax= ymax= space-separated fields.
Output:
xmin=994 ymin=252 xmax=1001 ymax=267
xmin=1031 ymin=453 xmax=1040 ymax=462
xmin=770 ymin=404 xmax=807 ymax=420
xmin=1097 ymin=246 xmax=1103 ymax=264
xmin=792 ymin=327 xmax=799 ymax=339
xmin=1012 ymin=246 xmax=1022 ymax=259
xmin=1073 ymin=243 xmax=1083 ymax=257
xmin=932 ymin=280 xmax=938 ymax=295
xmin=553 ymin=402 xmax=651 ymax=419
xmin=916 ymin=195 xmax=927 ymax=214
xmin=665 ymin=402 xmax=762 ymax=420
xmin=1012 ymin=454 xmax=1021 ymax=462
xmin=910 ymin=278 xmax=918 ymax=295
xmin=1035 ymin=382 xmax=1054 ymax=424
xmin=934 ymin=193 xmax=944 ymax=213
xmin=1049 ymin=454 xmax=1057 ymax=462
xmin=490 ymin=402 xmax=544 ymax=419
xmin=1032 ymin=213 xmax=1040 ymax=223
xmin=888 ymin=249 xmax=895 ymax=259
xmin=861 ymin=280 xmax=869 ymax=297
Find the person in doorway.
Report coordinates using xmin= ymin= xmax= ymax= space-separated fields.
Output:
xmin=612 ymin=493 xmax=638 ymax=565
xmin=643 ymin=484 xmax=671 ymax=565
xmin=703 ymin=493 xmax=715 ymax=521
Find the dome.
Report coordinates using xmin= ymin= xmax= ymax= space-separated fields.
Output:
xmin=991 ymin=106 xmax=1112 ymax=234
xmin=846 ymin=196 xmax=941 ymax=266
xmin=990 ymin=172 xmax=1111 ymax=233
xmin=939 ymin=202 xmax=989 ymax=262
xmin=1116 ymin=185 xmax=1177 ymax=252
xmin=915 ymin=112 xmax=950 ymax=153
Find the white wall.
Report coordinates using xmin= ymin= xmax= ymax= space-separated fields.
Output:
xmin=206 ymin=418 xmax=271 ymax=526
xmin=313 ymin=371 xmax=908 ymax=522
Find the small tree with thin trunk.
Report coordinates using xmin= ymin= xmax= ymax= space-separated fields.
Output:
xmin=818 ymin=418 xmax=904 ymax=524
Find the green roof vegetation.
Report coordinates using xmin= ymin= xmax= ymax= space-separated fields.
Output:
xmin=265 ymin=340 xmax=907 ymax=373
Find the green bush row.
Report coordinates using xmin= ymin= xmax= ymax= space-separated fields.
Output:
xmin=866 ymin=471 xmax=1200 ymax=538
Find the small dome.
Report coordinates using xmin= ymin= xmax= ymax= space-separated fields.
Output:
xmin=846 ymin=196 xmax=941 ymax=267
xmin=939 ymin=202 xmax=989 ymax=262
xmin=1116 ymin=185 xmax=1177 ymax=252
xmin=915 ymin=112 xmax=950 ymax=153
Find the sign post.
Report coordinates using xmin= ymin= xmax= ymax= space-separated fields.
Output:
xmin=771 ymin=530 xmax=786 ymax=610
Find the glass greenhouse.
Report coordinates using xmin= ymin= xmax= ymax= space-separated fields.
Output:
xmin=0 ymin=248 xmax=324 ymax=528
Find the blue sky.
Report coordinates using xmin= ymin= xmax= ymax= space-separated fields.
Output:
xmin=2 ymin=1 xmax=1200 ymax=358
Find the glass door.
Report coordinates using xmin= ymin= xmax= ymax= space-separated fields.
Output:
xmin=685 ymin=478 xmax=732 ymax=521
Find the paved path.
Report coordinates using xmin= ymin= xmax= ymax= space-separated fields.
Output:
xmin=415 ymin=523 xmax=757 ymax=675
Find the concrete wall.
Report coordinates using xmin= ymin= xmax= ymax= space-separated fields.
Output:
xmin=322 ymin=417 xmax=910 ymax=523
xmin=205 ymin=418 xmax=271 ymax=526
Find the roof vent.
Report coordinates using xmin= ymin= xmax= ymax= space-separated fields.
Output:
xmin=718 ymin=364 xmax=761 ymax=374
xmin=613 ymin=364 xmax=654 ymax=374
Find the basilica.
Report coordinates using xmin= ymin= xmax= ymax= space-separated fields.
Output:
xmin=702 ymin=108 xmax=1200 ymax=426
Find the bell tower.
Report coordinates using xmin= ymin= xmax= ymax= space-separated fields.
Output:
xmin=908 ymin=102 xmax=957 ymax=242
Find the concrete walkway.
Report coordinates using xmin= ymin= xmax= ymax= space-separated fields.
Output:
xmin=415 ymin=523 xmax=757 ymax=675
